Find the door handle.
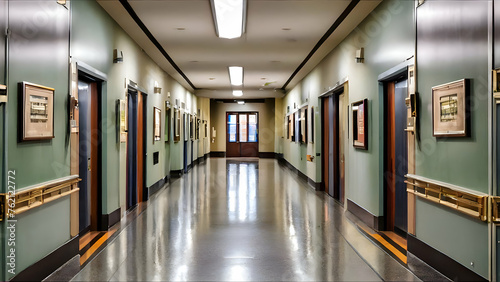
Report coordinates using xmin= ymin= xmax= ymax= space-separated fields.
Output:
xmin=88 ymin=158 xmax=91 ymax=171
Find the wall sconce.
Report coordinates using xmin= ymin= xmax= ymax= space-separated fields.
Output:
xmin=113 ymin=49 xmax=123 ymax=63
xmin=154 ymin=81 xmax=162 ymax=94
xmin=355 ymin=48 xmax=364 ymax=63
xmin=57 ymin=0 xmax=66 ymax=6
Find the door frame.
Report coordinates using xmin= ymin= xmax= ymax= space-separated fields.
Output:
xmin=225 ymin=111 xmax=259 ymax=157
xmin=74 ymin=61 xmax=107 ymax=233
xmin=378 ymin=59 xmax=415 ymax=233
xmin=320 ymin=85 xmax=346 ymax=203
xmin=126 ymin=83 xmax=148 ymax=208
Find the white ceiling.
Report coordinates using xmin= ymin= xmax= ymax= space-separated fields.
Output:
xmin=97 ymin=0 xmax=381 ymax=99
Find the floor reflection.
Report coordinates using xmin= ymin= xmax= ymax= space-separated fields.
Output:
xmin=71 ymin=158 xmax=419 ymax=282
xmin=227 ymin=160 xmax=258 ymax=223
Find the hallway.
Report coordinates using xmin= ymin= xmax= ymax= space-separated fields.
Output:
xmin=70 ymin=159 xmax=423 ymax=281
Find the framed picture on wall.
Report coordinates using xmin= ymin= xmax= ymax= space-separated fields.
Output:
xmin=352 ymin=99 xmax=368 ymax=149
xmin=288 ymin=114 xmax=294 ymax=141
xmin=189 ymin=115 xmax=194 ymax=140
xmin=300 ymin=106 xmax=307 ymax=144
xmin=184 ymin=113 xmax=189 ymax=141
xmin=174 ymin=108 xmax=181 ymax=142
xmin=153 ymin=107 xmax=161 ymax=143
xmin=295 ymin=111 xmax=300 ymax=144
xmin=19 ymin=82 xmax=55 ymax=141
xmin=432 ymin=79 xmax=469 ymax=137
xmin=165 ymin=102 xmax=170 ymax=142
xmin=309 ymin=106 xmax=314 ymax=143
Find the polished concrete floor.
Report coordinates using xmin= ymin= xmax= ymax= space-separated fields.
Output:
xmin=70 ymin=158 xmax=431 ymax=281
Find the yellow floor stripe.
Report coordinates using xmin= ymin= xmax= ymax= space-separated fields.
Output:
xmin=370 ymin=233 xmax=407 ymax=264
xmin=80 ymin=229 xmax=117 ymax=265
xmin=358 ymin=225 xmax=407 ymax=264
xmin=79 ymin=232 xmax=101 ymax=251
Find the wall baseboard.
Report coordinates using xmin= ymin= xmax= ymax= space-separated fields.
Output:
xmin=347 ymin=199 xmax=384 ymax=231
xmin=258 ymin=152 xmax=276 ymax=158
xmin=278 ymin=156 xmax=320 ymax=191
xmin=10 ymin=236 xmax=79 ymax=281
xmin=100 ymin=207 xmax=121 ymax=230
xmin=148 ymin=175 xmax=169 ymax=197
xmin=407 ymin=235 xmax=487 ymax=282
xmin=210 ymin=151 xmax=226 ymax=158
xmin=170 ymin=169 xmax=183 ymax=178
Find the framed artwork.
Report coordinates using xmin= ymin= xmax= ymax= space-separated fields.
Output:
xmin=184 ymin=113 xmax=189 ymax=141
xmin=189 ymin=115 xmax=194 ymax=140
xmin=352 ymin=99 xmax=368 ymax=149
xmin=288 ymin=114 xmax=294 ymax=141
xmin=174 ymin=109 xmax=181 ymax=142
xmin=283 ymin=116 xmax=290 ymax=139
xmin=432 ymin=79 xmax=469 ymax=137
xmin=309 ymin=106 xmax=314 ymax=143
xmin=205 ymin=121 xmax=208 ymax=138
xmin=118 ymin=99 xmax=127 ymax=143
xmin=153 ymin=107 xmax=161 ymax=143
xmin=164 ymin=102 xmax=170 ymax=142
xmin=20 ymin=82 xmax=55 ymax=141
xmin=294 ymin=111 xmax=300 ymax=144
xmin=300 ymin=106 xmax=307 ymax=144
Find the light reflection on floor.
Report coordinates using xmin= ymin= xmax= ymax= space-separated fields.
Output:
xmin=71 ymin=158 xmax=421 ymax=282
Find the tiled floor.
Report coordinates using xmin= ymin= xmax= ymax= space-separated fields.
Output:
xmin=68 ymin=158 xmax=446 ymax=281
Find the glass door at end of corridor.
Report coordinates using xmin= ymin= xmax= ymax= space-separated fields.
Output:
xmin=226 ymin=112 xmax=259 ymax=157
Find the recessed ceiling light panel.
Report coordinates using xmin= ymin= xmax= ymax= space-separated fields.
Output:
xmin=228 ymin=66 xmax=243 ymax=86
xmin=211 ymin=0 xmax=247 ymax=39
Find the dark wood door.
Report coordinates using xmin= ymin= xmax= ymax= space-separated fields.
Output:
xmin=394 ymin=80 xmax=408 ymax=233
xmin=226 ymin=113 xmax=240 ymax=157
xmin=385 ymin=80 xmax=408 ymax=233
xmin=226 ymin=112 xmax=258 ymax=157
xmin=385 ymin=82 xmax=396 ymax=231
xmin=322 ymin=98 xmax=330 ymax=194
xmin=137 ymin=93 xmax=144 ymax=203
xmin=78 ymin=79 xmax=99 ymax=232
xmin=126 ymin=93 xmax=137 ymax=210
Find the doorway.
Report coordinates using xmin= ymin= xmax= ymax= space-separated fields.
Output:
xmin=322 ymin=87 xmax=347 ymax=204
xmin=78 ymin=76 xmax=102 ymax=233
xmin=384 ymin=79 xmax=408 ymax=235
xmin=226 ymin=112 xmax=259 ymax=157
xmin=126 ymin=88 xmax=147 ymax=210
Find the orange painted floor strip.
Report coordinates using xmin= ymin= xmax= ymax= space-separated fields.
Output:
xmin=381 ymin=231 xmax=407 ymax=250
xmin=79 ymin=231 xmax=101 ymax=251
xmin=80 ymin=229 xmax=117 ymax=265
xmin=358 ymin=225 xmax=407 ymax=264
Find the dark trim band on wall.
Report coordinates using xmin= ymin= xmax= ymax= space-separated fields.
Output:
xmin=119 ymin=0 xmax=196 ymax=90
xmin=10 ymin=236 xmax=79 ymax=282
xmin=282 ymin=0 xmax=360 ymax=90
xmin=407 ymin=235 xmax=487 ymax=282
xmin=100 ymin=207 xmax=121 ymax=230
xmin=347 ymin=199 xmax=384 ymax=231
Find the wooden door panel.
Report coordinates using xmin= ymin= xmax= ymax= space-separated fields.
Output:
xmin=137 ymin=93 xmax=144 ymax=203
xmin=386 ymin=82 xmax=396 ymax=231
xmin=323 ymin=98 xmax=329 ymax=193
xmin=90 ymin=82 xmax=99 ymax=231
xmin=240 ymin=143 xmax=258 ymax=157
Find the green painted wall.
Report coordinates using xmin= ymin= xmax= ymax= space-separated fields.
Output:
xmin=414 ymin=0 xmax=490 ymax=279
xmin=71 ymin=0 xmax=199 ymax=212
xmin=0 ymin=1 xmax=72 ymax=279
xmin=281 ymin=0 xmax=415 ymax=215
xmin=12 ymin=197 xmax=71 ymax=280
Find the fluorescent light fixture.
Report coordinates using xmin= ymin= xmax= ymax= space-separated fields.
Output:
xmin=233 ymin=90 xmax=243 ymax=97
xmin=229 ymin=66 xmax=243 ymax=86
xmin=237 ymin=101 xmax=245 ymax=105
xmin=211 ymin=0 xmax=246 ymax=39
